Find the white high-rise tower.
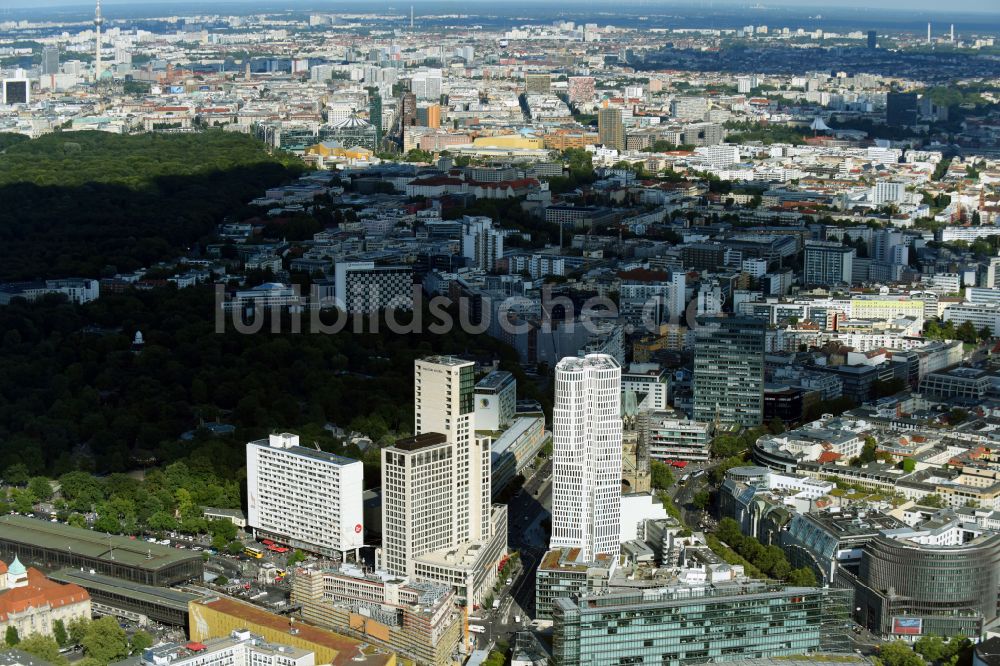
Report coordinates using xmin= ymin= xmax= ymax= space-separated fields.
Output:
xmin=94 ymin=0 xmax=104 ymax=82
xmin=414 ymin=356 xmax=489 ymax=543
xmin=380 ymin=356 xmax=506 ymax=608
xmin=550 ymin=353 xmax=623 ymax=561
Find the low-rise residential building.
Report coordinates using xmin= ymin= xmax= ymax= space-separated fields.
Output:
xmin=638 ymin=414 xmax=712 ymax=462
xmin=133 ymin=630 xmax=314 ymax=666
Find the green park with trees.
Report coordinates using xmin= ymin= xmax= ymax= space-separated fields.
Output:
xmin=0 ymin=131 xmax=303 ymax=281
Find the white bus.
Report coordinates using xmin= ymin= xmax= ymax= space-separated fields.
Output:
xmin=468 ymin=624 xmax=486 ymax=634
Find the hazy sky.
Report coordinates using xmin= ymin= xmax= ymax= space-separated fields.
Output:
xmin=6 ymin=0 xmax=1000 ymax=12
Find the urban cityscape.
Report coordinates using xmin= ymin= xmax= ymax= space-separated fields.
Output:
xmin=2 ymin=1 xmax=1000 ymax=666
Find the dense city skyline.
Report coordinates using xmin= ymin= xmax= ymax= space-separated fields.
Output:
xmin=3 ymin=1 xmax=1000 ymax=665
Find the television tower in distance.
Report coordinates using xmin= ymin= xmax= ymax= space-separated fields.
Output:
xmin=926 ymin=22 xmax=931 ymax=45
xmin=94 ymin=0 xmax=104 ymax=82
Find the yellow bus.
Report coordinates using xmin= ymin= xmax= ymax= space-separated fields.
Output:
xmin=244 ymin=546 xmax=264 ymax=559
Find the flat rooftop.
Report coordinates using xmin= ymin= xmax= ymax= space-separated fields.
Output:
xmin=49 ymin=568 xmax=203 ymax=612
xmin=556 ymin=354 xmax=621 ymax=371
xmin=418 ymin=355 xmax=471 ymax=367
xmin=248 ymin=439 xmax=360 ymax=467
xmin=0 ymin=515 xmax=202 ymax=571
xmin=475 ymin=370 xmax=514 ymax=391
xmin=809 ymin=510 xmax=906 ymax=536
xmin=0 ymin=650 xmax=57 ymax=666
xmin=390 ymin=432 xmax=448 ymax=452
xmin=192 ymin=597 xmax=392 ymax=666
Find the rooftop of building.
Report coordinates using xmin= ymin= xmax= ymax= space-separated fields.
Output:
xmin=141 ymin=630 xmax=312 ymax=666
xmin=389 ymin=432 xmax=448 ymax=452
xmin=475 ymin=370 xmax=514 ymax=391
xmin=191 ymin=597 xmax=391 ymax=666
xmin=413 ymin=537 xmax=500 ymax=572
xmin=0 ymin=650 xmax=58 ymax=666
xmin=538 ymin=547 xmax=614 ymax=573
xmin=49 ymin=568 xmax=202 ymax=613
xmin=0 ymin=515 xmax=201 ymax=571
xmin=417 ymin=355 xmax=472 ymax=367
xmin=803 ymin=509 xmax=907 ymax=537
xmin=556 ymin=353 xmax=621 ymax=371
xmin=248 ymin=435 xmax=360 ymax=467
xmin=553 ymin=580 xmax=838 ymax=613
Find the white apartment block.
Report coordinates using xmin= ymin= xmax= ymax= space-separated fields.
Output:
xmin=508 ymin=254 xmax=567 ymax=279
xmin=247 ymin=433 xmax=364 ymax=560
xmin=0 ymin=278 xmax=100 ymax=306
xmin=551 ymin=354 xmax=623 ymax=561
xmin=694 ymin=144 xmax=740 ymax=169
xmin=461 ymin=216 xmax=504 ymax=272
xmin=873 ymin=180 xmax=906 ymax=205
xmin=410 ymin=69 xmax=442 ymax=100
xmin=140 ymin=630 xmax=314 ymax=666
xmin=333 ymin=261 xmax=413 ymax=313
xmin=621 ymin=363 xmax=669 ymax=411
xmin=638 ymin=414 xmax=711 ymax=462
xmin=928 ymin=272 xmax=962 ymax=294
xmin=943 ymin=302 xmax=1000 ymax=335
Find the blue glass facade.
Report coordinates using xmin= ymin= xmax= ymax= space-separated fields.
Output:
xmin=552 ymin=583 xmax=850 ymax=666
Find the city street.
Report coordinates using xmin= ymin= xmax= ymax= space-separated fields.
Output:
xmin=467 ymin=456 xmax=553 ymax=647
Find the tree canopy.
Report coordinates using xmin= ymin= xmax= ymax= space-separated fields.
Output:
xmin=0 ymin=131 xmax=302 ymax=281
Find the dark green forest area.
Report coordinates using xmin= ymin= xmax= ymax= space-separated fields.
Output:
xmin=0 ymin=131 xmax=550 ymax=494
xmin=0 ymin=287 xmax=541 ymax=486
xmin=0 ymin=131 xmax=302 ymax=281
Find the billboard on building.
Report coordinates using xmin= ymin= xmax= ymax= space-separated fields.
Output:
xmin=892 ymin=617 xmax=923 ymax=635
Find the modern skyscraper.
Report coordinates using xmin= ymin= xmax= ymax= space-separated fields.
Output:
xmin=551 ymin=354 xmax=623 ymax=561
xmin=598 ymin=107 xmax=625 ymax=151
xmin=886 ymin=92 xmax=919 ymax=127
xmin=867 ymin=30 xmax=877 ymax=49
xmin=42 ymin=46 xmax=59 ymax=76
xmin=368 ymin=89 xmax=382 ymax=146
xmin=415 ymin=102 xmax=441 ymax=128
xmin=246 ymin=433 xmax=365 ymax=561
xmin=413 ymin=356 xmax=488 ymax=544
xmin=400 ymin=91 xmax=417 ymax=141
xmin=380 ymin=357 xmax=506 ymax=607
xmin=692 ymin=317 xmax=766 ymax=428
xmin=94 ymin=0 xmax=104 ymax=82
xmin=381 ymin=432 xmax=456 ymax=577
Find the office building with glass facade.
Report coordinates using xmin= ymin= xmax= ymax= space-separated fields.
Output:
xmin=551 ymin=583 xmax=850 ymax=666
xmin=692 ymin=316 xmax=766 ymax=428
